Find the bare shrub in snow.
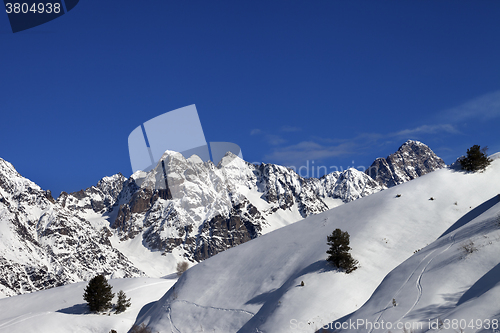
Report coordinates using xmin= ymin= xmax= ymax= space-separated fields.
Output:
xmin=462 ymin=240 xmax=477 ymax=255
xmin=176 ymin=261 xmax=189 ymax=276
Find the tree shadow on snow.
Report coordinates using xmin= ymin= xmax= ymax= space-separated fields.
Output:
xmin=56 ymin=303 xmax=90 ymax=315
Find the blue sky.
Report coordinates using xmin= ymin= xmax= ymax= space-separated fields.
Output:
xmin=1 ymin=0 xmax=500 ymax=196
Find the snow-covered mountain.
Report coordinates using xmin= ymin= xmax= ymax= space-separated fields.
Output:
xmin=133 ymin=153 xmax=500 ymax=333
xmin=366 ymin=140 xmax=446 ymax=187
xmin=0 ymin=159 xmax=143 ymax=297
xmin=0 ymin=140 xmax=443 ymax=297
xmin=109 ymin=150 xmax=384 ymax=264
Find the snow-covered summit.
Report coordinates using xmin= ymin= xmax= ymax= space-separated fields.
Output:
xmin=366 ymin=139 xmax=446 ymax=187
xmin=0 ymin=140 xmax=445 ymax=297
xmin=0 ymin=164 xmax=142 ymax=297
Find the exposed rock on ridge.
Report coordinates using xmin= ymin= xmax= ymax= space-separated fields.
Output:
xmin=0 ymin=140 xmax=445 ymax=296
xmin=0 ymin=158 xmax=143 ymax=297
xmin=366 ymin=140 xmax=446 ymax=187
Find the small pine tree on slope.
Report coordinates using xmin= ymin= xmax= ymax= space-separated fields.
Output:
xmin=459 ymin=145 xmax=492 ymax=172
xmin=326 ymin=228 xmax=358 ymax=273
xmin=83 ymin=274 xmax=115 ymax=312
xmin=115 ymin=290 xmax=131 ymax=313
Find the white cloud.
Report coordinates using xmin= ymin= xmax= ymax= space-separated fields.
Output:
xmin=256 ymin=90 xmax=500 ymax=167
xmin=250 ymin=128 xmax=286 ymax=145
xmin=280 ymin=125 xmax=301 ymax=133
xmin=440 ymin=90 xmax=500 ymax=122
xmin=263 ymin=141 xmax=356 ymax=167
xmin=250 ymin=129 xmax=262 ymax=135
xmin=266 ymin=134 xmax=286 ymax=146
xmin=393 ymin=124 xmax=460 ymax=137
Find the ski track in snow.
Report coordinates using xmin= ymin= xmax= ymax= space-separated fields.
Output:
xmin=398 ymin=234 xmax=456 ymax=322
xmin=166 ymin=306 xmax=181 ymax=333
xmin=0 ymin=312 xmax=50 ymax=331
xmin=368 ymin=249 xmax=438 ymax=333
xmin=123 ymin=281 xmax=171 ymax=293
xmin=368 ymin=235 xmax=456 ymax=332
xmin=164 ymin=299 xmax=255 ymax=333
xmin=173 ymin=299 xmax=256 ymax=316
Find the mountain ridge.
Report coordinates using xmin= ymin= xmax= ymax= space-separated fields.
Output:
xmin=133 ymin=153 xmax=500 ymax=333
xmin=0 ymin=140 xmax=445 ymax=297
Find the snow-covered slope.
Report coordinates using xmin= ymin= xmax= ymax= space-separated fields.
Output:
xmin=133 ymin=154 xmax=500 ymax=333
xmin=0 ymin=140 xmax=443 ymax=297
xmin=324 ymin=158 xmax=500 ymax=333
xmin=0 ymin=277 xmax=176 ymax=333
xmin=326 ymin=196 xmax=500 ymax=333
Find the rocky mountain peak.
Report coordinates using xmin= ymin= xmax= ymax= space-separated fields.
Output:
xmin=0 ymin=140 xmax=447 ymax=297
xmin=366 ymin=140 xmax=446 ymax=187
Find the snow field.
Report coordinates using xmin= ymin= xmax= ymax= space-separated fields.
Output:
xmin=136 ymin=156 xmax=500 ymax=332
xmin=0 ymin=277 xmax=176 ymax=333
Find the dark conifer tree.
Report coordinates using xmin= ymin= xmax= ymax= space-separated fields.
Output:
xmin=459 ymin=145 xmax=492 ymax=172
xmin=83 ymin=274 xmax=114 ymax=312
xmin=115 ymin=290 xmax=131 ymax=313
xmin=326 ymin=228 xmax=358 ymax=273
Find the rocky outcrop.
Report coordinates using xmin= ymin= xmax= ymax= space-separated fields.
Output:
xmin=0 ymin=158 xmax=143 ymax=297
xmin=366 ymin=140 xmax=446 ymax=187
xmin=56 ymin=173 xmax=126 ymax=213
xmin=0 ymin=140 xmax=446 ymax=296
xmin=314 ymin=168 xmax=384 ymax=203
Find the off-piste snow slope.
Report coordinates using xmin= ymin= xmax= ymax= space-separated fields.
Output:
xmin=0 ymin=277 xmax=176 ymax=333
xmin=324 ymin=157 xmax=500 ymax=333
xmin=0 ymin=140 xmax=441 ymax=297
xmin=134 ymin=154 xmax=500 ymax=333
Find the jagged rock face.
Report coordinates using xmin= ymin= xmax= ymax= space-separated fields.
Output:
xmin=255 ymin=163 xmax=330 ymax=217
xmin=0 ymin=158 xmax=143 ymax=297
xmin=191 ymin=200 xmax=263 ymax=261
xmin=109 ymin=152 xmax=381 ymax=261
xmin=57 ymin=173 xmax=127 ymax=213
xmin=110 ymin=153 xmax=270 ymax=261
xmin=0 ymin=141 xmax=445 ymax=296
xmin=366 ymin=140 xmax=446 ymax=187
xmin=316 ymin=168 xmax=384 ymax=203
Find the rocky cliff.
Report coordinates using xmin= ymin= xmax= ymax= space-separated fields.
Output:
xmin=0 ymin=140 xmax=445 ymax=296
xmin=366 ymin=140 xmax=446 ymax=187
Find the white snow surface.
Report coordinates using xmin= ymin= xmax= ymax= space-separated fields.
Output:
xmin=0 ymin=277 xmax=176 ymax=333
xmin=134 ymin=156 xmax=500 ymax=333
xmin=329 ymin=196 xmax=500 ymax=333
xmin=9 ymin=140 xmax=448 ymax=298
